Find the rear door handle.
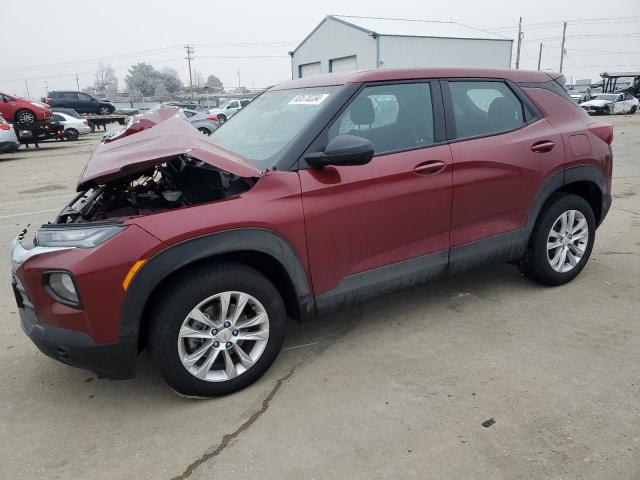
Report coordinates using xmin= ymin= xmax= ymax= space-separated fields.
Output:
xmin=414 ymin=160 xmax=445 ymax=175
xmin=531 ymin=140 xmax=555 ymax=153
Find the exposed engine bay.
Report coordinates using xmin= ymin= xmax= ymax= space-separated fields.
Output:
xmin=55 ymin=155 xmax=254 ymax=224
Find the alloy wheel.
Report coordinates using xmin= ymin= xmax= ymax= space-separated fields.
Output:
xmin=177 ymin=291 xmax=269 ymax=382
xmin=546 ymin=209 xmax=589 ymax=273
xmin=18 ymin=111 xmax=35 ymax=124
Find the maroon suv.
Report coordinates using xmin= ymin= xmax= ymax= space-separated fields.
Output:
xmin=11 ymin=68 xmax=613 ymax=396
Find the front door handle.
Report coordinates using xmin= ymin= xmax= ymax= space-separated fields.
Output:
xmin=531 ymin=140 xmax=556 ymax=153
xmin=414 ymin=160 xmax=445 ymax=175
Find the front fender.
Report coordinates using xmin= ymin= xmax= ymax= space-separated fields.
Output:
xmin=119 ymin=228 xmax=313 ymax=339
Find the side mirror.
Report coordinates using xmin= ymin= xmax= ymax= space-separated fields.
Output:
xmin=305 ymin=134 xmax=374 ymax=168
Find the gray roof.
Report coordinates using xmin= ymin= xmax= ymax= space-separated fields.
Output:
xmin=292 ymin=15 xmax=512 ymax=55
xmin=331 ymin=15 xmax=511 ymax=41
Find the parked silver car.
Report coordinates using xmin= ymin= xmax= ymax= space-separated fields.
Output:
xmin=207 ymin=98 xmax=251 ymax=124
xmin=0 ymin=116 xmax=20 ymax=153
xmin=182 ymin=109 xmax=220 ymax=135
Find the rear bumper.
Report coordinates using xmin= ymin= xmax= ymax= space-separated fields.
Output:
xmin=0 ymin=141 xmax=20 ymax=153
xmin=18 ymin=302 xmax=137 ymax=379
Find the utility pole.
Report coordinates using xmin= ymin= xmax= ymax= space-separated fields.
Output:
xmin=184 ymin=44 xmax=194 ymax=98
xmin=75 ymin=73 xmax=80 ymax=91
xmin=515 ymin=17 xmax=523 ymax=69
xmin=237 ymin=66 xmax=241 ymax=90
xmin=24 ymin=79 xmax=30 ymax=99
xmin=559 ymin=21 xmax=567 ymax=73
xmin=45 ymin=80 xmax=49 ymax=94
xmin=537 ymin=43 xmax=543 ymax=70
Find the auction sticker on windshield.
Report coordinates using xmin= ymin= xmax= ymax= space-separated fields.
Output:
xmin=288 ymin=93 xmax=330 ymax=105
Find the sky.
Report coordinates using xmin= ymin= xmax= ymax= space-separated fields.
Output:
xmin=1 ymin=0 xmax=639 ymax=98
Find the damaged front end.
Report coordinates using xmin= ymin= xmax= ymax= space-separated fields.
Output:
xmin=56 ymin=154 xmax=254 ymax=224
xmin=55 ymin=106 xmax=262 ymax=224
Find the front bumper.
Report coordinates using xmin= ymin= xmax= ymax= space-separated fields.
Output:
xmin=581 ymin=105 xmax=610 ymax=115
xmin=18 ymin=299 xmax=137 ymax=378
xmin=10 ymin=223 xmax=164 ymax=379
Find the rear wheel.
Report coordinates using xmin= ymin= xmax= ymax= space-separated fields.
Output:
xmin=16 ymin=109 xmax=36 ymax=124
xmin=148 ymin=262 xmax=287 ymax=396
xmin=518 ymin=193 xmax=596 ymax=286
xmin=197 ymin=127 xmax=211 ymax=135
xmin=97 ymin=105 xmax=111 ymax=115
xmin=64 ymin=128 xmax=79 ymax=141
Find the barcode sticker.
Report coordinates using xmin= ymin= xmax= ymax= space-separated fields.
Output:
xmin=288 ymin=93 xmax=330 ymax=105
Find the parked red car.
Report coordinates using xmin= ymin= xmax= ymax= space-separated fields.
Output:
xmin=0 ymin=91 xmax=51 ymax=124
xmin=11 ymin=68 xmax=613 ymax=396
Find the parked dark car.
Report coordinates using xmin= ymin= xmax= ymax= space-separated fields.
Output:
xmin=45 ymin=91 xmax=115 ymax=115
xmin=11 ymin=68 xmax=613 ymax=397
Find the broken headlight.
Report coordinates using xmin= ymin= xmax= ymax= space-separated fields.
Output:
xmin=36 ymin=225 xmax=124 ymax=248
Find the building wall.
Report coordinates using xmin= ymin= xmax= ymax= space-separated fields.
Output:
xmin=379 ymin=36 xmax=512 ymax=69
xmin=291 ymin=18 xmax=377 ymax=78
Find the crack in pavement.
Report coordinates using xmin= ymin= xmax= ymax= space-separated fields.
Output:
xmin=171 ymin=361 xmax=302 ymax=480
xmin=171 ymin=308 xmax=364 ymax=480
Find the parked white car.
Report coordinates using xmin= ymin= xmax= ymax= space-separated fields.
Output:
xmin=0 ymin=115 xmax=20 ymax=153
xmin=207 ymin=98 xmax=251 ymax=123
xmin=52 ymin=111 xmax=92 ymax=140
xmin=580 ymin=92 xmax=639 ymax=115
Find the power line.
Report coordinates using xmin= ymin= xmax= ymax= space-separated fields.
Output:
xmin=0 ymin=46 xmax=183 ymax=72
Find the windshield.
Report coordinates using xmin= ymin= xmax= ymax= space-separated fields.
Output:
xmin=592 ymin=94 xmax=618 ymax=101
xmin=211 ymin=86 xmax=338 ymax=169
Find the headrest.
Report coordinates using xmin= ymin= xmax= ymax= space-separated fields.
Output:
xmin=350 ymin=96 xmax=374 ymax=126
xmin=487 ymin=97 xmax=519 ymax=130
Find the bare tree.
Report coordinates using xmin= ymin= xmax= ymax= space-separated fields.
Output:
xmin=205 ymin=75 xmax=223 ymax=89
xmin=193 ymin=70 xmax=204 ymax=89
xmin=94 ymin=62 xmax=119 ymax=96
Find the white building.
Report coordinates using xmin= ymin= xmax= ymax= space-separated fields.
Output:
xmin=290 ymin=15 xmax=513 ymax=78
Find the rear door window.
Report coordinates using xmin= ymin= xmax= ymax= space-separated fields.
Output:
xmin=328 ymin=82 xmax=435 ymax=155
xmin=448 ymin=81 xmax=525 ymax=139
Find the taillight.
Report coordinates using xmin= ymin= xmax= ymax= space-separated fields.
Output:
xmin=207 ymin=115 xmax=219 ymax=122
xmin=587 ymin=122 xmax=613 ymax=145
xmin=0 ymin=123 xmax=10 ymax=131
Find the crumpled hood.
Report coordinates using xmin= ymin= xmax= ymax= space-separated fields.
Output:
xmin=580 ymin=99 xmax=613 ymax=107
xmin=77 ymin=107 xmax=260 ymax=190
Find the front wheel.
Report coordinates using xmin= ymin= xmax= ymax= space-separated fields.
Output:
xmin=97 ymin=105 xmax=111 ymax=115
xmin=630 ymin=105 xmax=638 ymax=114
xmin=16 ymin=109 xmax=36 ymax=124
xmin=148 ymin=262 xmax=287 ymax=396
xmin=197 ymin=127 xmax=211 ymax=135
xmin=217 ymin=114 xmax=227 ymax=124
xmin=518 ymin=193 xmax=596 ymax=286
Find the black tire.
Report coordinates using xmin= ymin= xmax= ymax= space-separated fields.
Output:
xmin=148 ymin=262 xmax=287 ymax=396
xmin=64 ymin=128 xmax=79 ymax=141
xmin=630 ymin=105 xmax=638 ymax=114
xmin=97 ymin=105 xmax=111 ymax=115
xmin=15 ymin=109 xmax=36 ymax=124
xmin=217 ymin=114 xmax=227 ymax=124
xmin=197 ymin=127 xmax=211 ymax=135
xmin=517 ymin=193 xmax=596 ymax=286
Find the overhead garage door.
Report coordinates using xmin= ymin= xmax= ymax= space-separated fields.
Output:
xmin=299 ymin=62 xmax=322 ymax=77
xmin=330 ymin=55 xmax=357 ymax=73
